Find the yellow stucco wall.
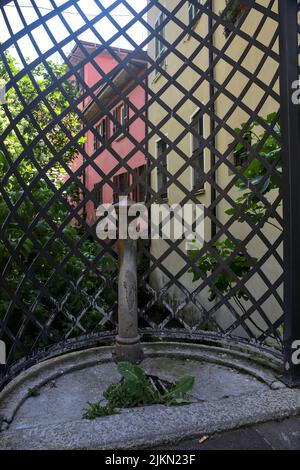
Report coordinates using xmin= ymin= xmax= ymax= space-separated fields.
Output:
xmin=147 ymin=0 xmax=282 ymax=339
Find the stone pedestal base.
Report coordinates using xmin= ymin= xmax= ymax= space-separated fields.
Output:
xmin=114 ymin=335 xmax=144 ymax=364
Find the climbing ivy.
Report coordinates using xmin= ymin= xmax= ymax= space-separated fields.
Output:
xmin=189 ymin=113 xmax=281 ymax=315
xmin=226 ymin=113 xmax=281 ymax=225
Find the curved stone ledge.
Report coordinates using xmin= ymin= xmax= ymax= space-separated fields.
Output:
xmin=0 ymin=342 xmax=295 ymax=450
xmin=2 ymin=388 xmax=300 ymax=450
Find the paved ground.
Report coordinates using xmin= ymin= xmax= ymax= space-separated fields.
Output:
xmin=156 ymin=416 xmax=300 ymax=450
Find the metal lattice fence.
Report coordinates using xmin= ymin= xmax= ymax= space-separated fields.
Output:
xmin=0 ymin=0 xmax=299 ymax=389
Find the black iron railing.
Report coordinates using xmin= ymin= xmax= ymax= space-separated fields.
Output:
xmin=0 ymin=0 xmax=298 ymax=388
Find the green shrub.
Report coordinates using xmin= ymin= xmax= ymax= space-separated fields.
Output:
xmin=0 ymin=51 xmax=118 ymax=361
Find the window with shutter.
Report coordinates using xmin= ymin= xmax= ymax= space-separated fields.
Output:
xmin=100 ymin=117 xmax=109 ymax=143
xmin=113 ymin=102 xmax=129 ymax=137
xmin=124 ymin=102 xmax=129 ymax=131
xmin=113 ymin=172 xmax=129 ymax=203
xmin=191 ymin=111 xmax=204 ymax=190
xmin=188 ymin=1 xmax=206 ymax=26
xmin=157 ymin=140 xmax=168 ymax=200
xmin=155 ymin=13 xmax=166 ymax=63
xmin=94 ymin=183 xmax=103 ymax=208
xmin=120 ymin=104 xmax=125 ymax=127
xmin=132 ymin=165 xmax=147 ymax=202
xmin=119 ymin=172 xmax=129 ymax=194
xmin=75 ymin=67 xmax=84 ymax=93
xmin=94 ymin=124 xmax=100 ymax=151
xmin=113 ymin=108 xmax=119 ymax=134
xmin=113 ymin=175 xmax=119 ymax=203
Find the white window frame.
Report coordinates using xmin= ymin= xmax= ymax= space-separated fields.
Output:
xmin=99 ymin=117 xmax=109 ymax=142
xmin=188 ymin=0 xmax=207 ymax=26
xmin=155 ymin=12 xmax=166 ymax=62
xmin=121 ymin=102 xmax=129 ymax=128
xmin=119 ymin=103 xmax=125 ymax=126
xmin=94 ymin=123 xmax=100 ymax=151
xmin=113 ymin=102 xmax=129 ymax=141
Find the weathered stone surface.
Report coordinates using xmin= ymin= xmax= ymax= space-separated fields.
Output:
xmin=115 ymin=237 xmax=143 ymax=363
xmin=0 ymin=346 xmax=114 ymax=427
xmin=7 ymin=356 xmax=268 ymax=432
xmin=0 ymin=342 xmax=297 ymax=450
xmin=1 ymin=389 xmax=300 ymax=450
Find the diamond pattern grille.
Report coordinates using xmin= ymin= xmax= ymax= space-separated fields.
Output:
xmin=0 ymin=0 xmax=286 ymax=386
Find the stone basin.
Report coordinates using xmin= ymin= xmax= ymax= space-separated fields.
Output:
xmin=1 ymin=342 xmax=299 ymax=450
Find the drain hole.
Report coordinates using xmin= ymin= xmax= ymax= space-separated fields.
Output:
xmin=146 ymin=375 xmax=174 ymax=395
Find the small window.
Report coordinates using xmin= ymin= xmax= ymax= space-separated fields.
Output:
xmin=94 ymin=182 xmax=103 ymax=208
xmin=113 ymin=107 xmax=119 ymax=135
xmin=188 ymin=1 xmax=198 ymax=24
xmin=119 ymin=104 xmax=125 ymax=127
xmin=119 ymin=103 xmax=129 ymax=130
xmin=155 ymin=12 xmax=166 ymax=62
xmin=157 ymin=139 xmax=168 ymax=200
xmin=188 ymin=1 xmax=207 ymax=26
xmin=132 ymin=165 xmax=147 ymax=203
xmin=94 ymin=124 xmax=100 ymax=151
xmin=123 ymin=103 xmax=129 ymax=130
xmin=94 ymin=118 xmax=109 ymax=151
xmin=113 ymin=172 xmax=129 ymax=203
xmin=191 ymin=111 xmax=204 ymax=190
xmin=113 ymin=102 xmax=129 ymax=135
xmin=100 ymin=117 xmax=109 ymax=142
xmin=75 ymin=67 xmax=84 ymax=93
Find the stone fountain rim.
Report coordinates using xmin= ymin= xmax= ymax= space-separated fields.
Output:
xmin=1 ymin=342 xmax=300 ymax=450
xmin=0 ymin=341 xmax=285 ymax=431
xmin=0 ymin=328 xmax=283 ymax=392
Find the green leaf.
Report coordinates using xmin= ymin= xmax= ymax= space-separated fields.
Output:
xmin=164 ymin=375 xmax=195 ymax=400
xmin=225 ymin=208 xmax=236 ymax=216
xmin=117 ymin=362 xmax=147 ymax=383
xmin=266 ymin=112 xmax=277 ymax=124
xmin=250 ymin=175 xmax=264 ymax=186
xmin=167 ymin=398 xmax=191 ymax=406
xmin=260 ymin=176 xmax=271 ymax=194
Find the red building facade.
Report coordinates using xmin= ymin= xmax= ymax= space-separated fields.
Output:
xmin=69 ymin=42 xmax=148 ymax=224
